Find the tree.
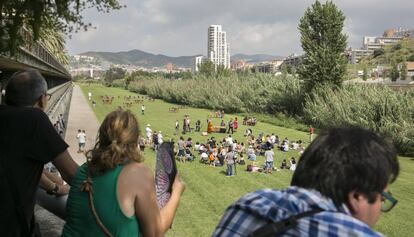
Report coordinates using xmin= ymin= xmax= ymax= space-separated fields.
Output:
xmin=297 ymin=0 xmax=348 ymax=93
xmin=0 ymin=0 xmax=123 ymax=55
xmin=390 ymin=61 xmax=399 ymax=82
xmin=393 ymin=43 xmax=402 ymax=51
xmin=400 ymin=60 xmax=407 ymax=80
xmin=216 ymin=65 xmax=232 ymax=78
xmin=198 ymin=60 xmax=215 ymax=77
xmin=38 ymin=20 xmax=69 ymax=65
xmin=373 ymin=48 xmax=385 ymax=58
xmin=280 ymin=64 xmax=293 ymax=75
xmin=104 ymin=67 xmax=126 ymax=84
xmin=362 ymin=66 xmax=368 ymax=81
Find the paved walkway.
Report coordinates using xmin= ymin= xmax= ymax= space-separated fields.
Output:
xmin=65 ymin=85 xmax=100 ymax=165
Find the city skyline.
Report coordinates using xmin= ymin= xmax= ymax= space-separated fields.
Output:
xmin=66 ymin=0 xmax=414 ymax=57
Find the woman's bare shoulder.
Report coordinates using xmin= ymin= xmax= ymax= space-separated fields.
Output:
xmin=123 ymin=162 xmax=151 ymax=174
xmin=119 ymin=162 xmax=155 ymax=195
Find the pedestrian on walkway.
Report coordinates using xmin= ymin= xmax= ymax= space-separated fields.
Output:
xmin=59 ymin=113 xmax=65 ymax=129
xmin=76 ymin=129 xmax=86 ymax=153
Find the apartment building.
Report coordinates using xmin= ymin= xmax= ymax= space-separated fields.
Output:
xmin=192 ymin=56 xmax=205 ymax=72
xmin=207 ymin=25 xmax=230 ymax=69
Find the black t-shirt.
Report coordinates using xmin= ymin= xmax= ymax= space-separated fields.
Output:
xmin=0 ymin=105 xmax=68 ymax=236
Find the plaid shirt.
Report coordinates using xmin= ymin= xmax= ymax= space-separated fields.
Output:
xmin=212 ymin=186 xmax=383 ymax=237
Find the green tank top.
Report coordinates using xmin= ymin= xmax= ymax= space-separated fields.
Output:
xmin=62 ymin=164 xmax=140 ymax=236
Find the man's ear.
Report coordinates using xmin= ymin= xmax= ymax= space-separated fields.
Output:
xmin=34 ymin=95 xmax=46 ymax=110
xmin=347 ymin=190 xmax=364 ymax=214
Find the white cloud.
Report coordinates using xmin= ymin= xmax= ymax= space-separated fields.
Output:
xmin=66 ymin=0 xmax=414 ymax=56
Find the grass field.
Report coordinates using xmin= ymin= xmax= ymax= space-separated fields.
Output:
xmin=79 ymin=83 xmax=414 ymax=237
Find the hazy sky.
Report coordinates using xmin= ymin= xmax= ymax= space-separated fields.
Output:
xmin=66 ymin=0 xmax=414 ymax=57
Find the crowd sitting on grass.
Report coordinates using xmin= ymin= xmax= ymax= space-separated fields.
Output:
xmin=142 ymin=121 xmax=304 ymax=176
xmin=243 ymin=116 xmax=257 ymax=126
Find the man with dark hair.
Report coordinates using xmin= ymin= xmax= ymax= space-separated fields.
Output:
xmin=227 ymin=119 xmax=234 ymax=134
xmin=213 ymin=126 xmax=400 ymax=237
xmin=0 ymin=70 xmax=79 ymax=236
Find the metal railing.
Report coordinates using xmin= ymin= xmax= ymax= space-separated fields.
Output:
xmin=0 ymin=22 xmax=70 ymax=77
xmin=19 ymin=27 xmax=70 ymax=76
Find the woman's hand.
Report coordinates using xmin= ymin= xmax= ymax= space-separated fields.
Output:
xmin=172 ymin=172 xmax=186 ymax=196
xmin=56 ymin=184 xmax=70 ymax=196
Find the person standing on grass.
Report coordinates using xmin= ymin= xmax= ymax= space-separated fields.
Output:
xmin=225 ymin=147 xmax=235 ymax=177
xmin=233 ymin=117 xmax=238 ymax=131
xmin=186 ymin=116 xmax=191 ymax=133
xmin=182 ymin=117 xmax=187 ymax=134
xmin=88 ymin=91 xmax=92 ymax=101
xmin=153 ymin=131 xmax=159 ymax=150
xmin=141 ymin=104 xmax=145 ymax=115
xmin=195 ymin=119 xmax=201 ymax=132
xmin=157 ymin=131 xmax=163 ymax=146
xmin=177 ymin=137 xmax=186 ymax=163
xmin=138 ymin=136 xmax=145 ymax=152
xmin=264 ymin=147 xmax=274 ymax=174
xmin=310 ymin=125 xmax=314 ymax=143
xmin=175 ymin=120 xmax=179 ymax=135
xmin=145 ymin=124 xmax=152 ymax=144
xmin=227 ymin=119 xmax=234 ymax=134
xmin=213 ymin=127 xmax=400 ymax=237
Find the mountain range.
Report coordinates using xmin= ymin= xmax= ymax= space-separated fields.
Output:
xmin=79 ymin=50 xmax=284 ymax=68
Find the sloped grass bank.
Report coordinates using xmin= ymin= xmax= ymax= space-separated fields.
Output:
xmin=80 ymin=83 xmax=414 ymax=237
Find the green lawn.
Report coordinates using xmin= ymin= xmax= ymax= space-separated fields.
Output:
xmin=79 ymin=83 xmax=414 ymax=237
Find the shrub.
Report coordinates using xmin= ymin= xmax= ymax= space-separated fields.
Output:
xmin=111 ymin=79 xmax=126 ymax=88
xmin=303 ymin=84 xmax=414 ymax=156
xmin=128 ymin=74 xmax=303 ymax=114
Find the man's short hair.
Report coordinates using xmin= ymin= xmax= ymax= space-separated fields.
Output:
xmin=5 ymin=69 xmax=47 ymax=106
xmin=291 ymin=126 xmax=399 ymax=206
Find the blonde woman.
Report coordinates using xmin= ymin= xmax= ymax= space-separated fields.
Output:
xmin=63 ymin=109 xmax=185 ymax=236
